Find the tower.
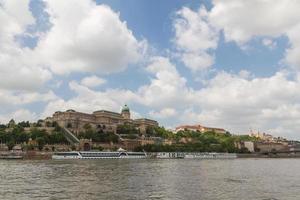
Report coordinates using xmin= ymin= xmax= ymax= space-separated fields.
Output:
xmin=121 ymin=104 xmax=131 ymax=120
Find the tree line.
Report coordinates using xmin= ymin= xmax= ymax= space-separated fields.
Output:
xmin=0 ymin=122 xmax=68 ymax=150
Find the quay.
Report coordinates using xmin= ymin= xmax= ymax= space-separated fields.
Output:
xmin=0 ymin=152 xmax=23 ymax=159
xmin=51 ymin=151 xmax=238 ymax=160
xmin=5 ymin=150 xmax=300 ymax=160
xmin=150 ymin=152 xmax=237 ymax=159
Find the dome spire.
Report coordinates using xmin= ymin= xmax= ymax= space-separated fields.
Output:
xmin=121 ymin=104 xmax=130 ymax=119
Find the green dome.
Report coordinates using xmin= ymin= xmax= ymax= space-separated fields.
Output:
xmin=122 ymin=104 xmax=130 ymax=112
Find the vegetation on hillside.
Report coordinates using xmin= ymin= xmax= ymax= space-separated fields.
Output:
xmin=0 ymin=121 xmax=68 ymax=150
xmin=135 ymin=128 xmax=259 ymax=153
xmin=0 ymin=119 xmax=261 ymax=152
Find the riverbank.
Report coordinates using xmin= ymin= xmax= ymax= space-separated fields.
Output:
xmin=3 ymin=151 xmax=300 ymax=160
xmin=0 ymin=151 xmax=52 ymax=160
xmin=237 ymin=152 xmax=300 ymax=158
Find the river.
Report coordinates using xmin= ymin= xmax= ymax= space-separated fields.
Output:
xmin=0 ymin=158 xmax=299 ymax=200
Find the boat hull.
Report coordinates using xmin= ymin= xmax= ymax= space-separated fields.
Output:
xmin=52 ymin=151 xmax=147 ymax=159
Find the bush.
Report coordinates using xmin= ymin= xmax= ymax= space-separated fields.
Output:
xmin=7 ymin=141 xmax=15 ymax=150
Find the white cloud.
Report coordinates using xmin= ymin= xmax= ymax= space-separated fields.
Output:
xmin=39 ymin=56 xmax=300 ymax=139
xmin=172 ymin=1 xmax=300 ymax=71
xmin=0 ymin=0 xmax=34 ymax=39
xmin=149 ymin=108 xmax=177 ymax=119
xmin=208 ymin=0 xmax=300 ymax=68
xmin=130 ymin=111 xmax=142 ymax=120
xmin=42 ymin=57 xmax=190 ymax=120
xmin=187 ymin=71 xmax=300 ymax=139
xmin=209 ymin=0 xmax=300 ymax=44
xmin=173 ymin=6 xmax=218 ymax=71
xmin=0 ymin=89 xmax=57 ymax=106
xmin=0 ymin=109 xmax=38 ymax=124
xmin=262 ymin=38 xmax=277 ymax=49
xmin=41 ymin=80 xmax=140 ymax=118
xmin=42 ymin=57 xmax=188 ymax=120
xmin=285 ymin=23 xmax=300 ymax=69
xmin=0 ymin=57 xmax=52 ymax=91
xmin=37 ymin=0 xmax=144 ymax=75
xmin=0 ymin=0 xmax=145 ymax=123
xmin=0 ymin=0 xmax=56 ymax=124
xmin=2 ymin=0 xmax=300 ymax=141
xmin=0 ymin=0 xmax=52 ymax=91
xmin=174 ymin=6 xmax=218 ymax=51
xmin=181 ymin=52 xmax=214 ymax=71
xmin=80 ymin=75 xmax=106 ymax=88
xmin=138 ymin=57 xmax=192 ymax=108
xmin=238 ymin=70 xmax=252 ymax=79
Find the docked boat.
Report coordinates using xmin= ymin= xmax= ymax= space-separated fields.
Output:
xmin=52 ymin=151 xmax=147 ymax=159
xmin=0 ymin=155 xmax=23 ymax=159
xmin=184 ymin=152 xmax=237 ymax=159
xmin=156 ymin=152 xmax=185 ymax=159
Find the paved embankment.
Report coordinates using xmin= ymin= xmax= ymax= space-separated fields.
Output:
xmin=237 ymin=152 xmax=300 ymax=158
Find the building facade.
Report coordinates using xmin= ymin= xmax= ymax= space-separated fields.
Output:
xmin=248 ymin=131 xmax=288 ymax=143
xmin=175 ymin=124 xmax=226 ymax=134
xmin=45 ymin=105 xmax=159 ymax=135
xmin=255 ymin=142 xmax=288 ymax=153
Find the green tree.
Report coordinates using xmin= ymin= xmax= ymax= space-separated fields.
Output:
xmin=0 ymin=124 xmax=6 ymax=129
xmin=36 ymin=119 xmax=44 ymax=127
xmin=36 ymin=137 xmax=45 ymax=151
xmin=7 ymin=140 xmax=15 ymax=150
xmin=116 ymin=124 xmax=139 ymax=135
xmin=8 ymin=119 xmax=16 ymax=128
xmin=18 ymin=121 xmax=30 ymax=127
xmin=83 ymin=123 xmax=92 ymax=130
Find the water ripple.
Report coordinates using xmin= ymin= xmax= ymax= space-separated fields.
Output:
xmin=0 ymin=159 xmax=300 ymax=200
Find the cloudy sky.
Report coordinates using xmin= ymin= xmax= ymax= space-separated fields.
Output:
xmin=1 ymin=0 xmax=300 ymax=139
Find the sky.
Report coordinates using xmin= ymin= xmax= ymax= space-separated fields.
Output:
xmin=1 ymin=0 xmax=300 ymax=139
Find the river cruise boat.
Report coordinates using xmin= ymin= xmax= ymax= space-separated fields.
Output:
xmin=52 ymin=151 xmax=147 ymax=159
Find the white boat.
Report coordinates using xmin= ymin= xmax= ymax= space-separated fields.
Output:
xmin=156 ymin=152 xmax=185 ymax=159
xmin=0 ymin=155 xmax=23 ymax=159
xmin=52 ymin=151 xmax=147 ymax=159
xmin=184 ymin=152 xmax=237 ymax=159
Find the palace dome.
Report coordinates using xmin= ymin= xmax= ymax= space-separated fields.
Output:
xmin=121 ymin=104 xmax=130 ymax=112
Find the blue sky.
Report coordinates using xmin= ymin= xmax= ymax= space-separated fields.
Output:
xmin=1 ymin=0 xmax=300 ymax=139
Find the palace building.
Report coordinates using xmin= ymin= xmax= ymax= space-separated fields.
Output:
xmin=45 ymin=105 xmax=159 ymax=136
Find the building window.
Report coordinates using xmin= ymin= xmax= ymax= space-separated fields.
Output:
xmin=67 ymin=123 xmax=72 ymax=128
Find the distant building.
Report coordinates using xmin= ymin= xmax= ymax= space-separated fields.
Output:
xmin=235 ymin=141 xmax=253 ymax=153
xmin=244 ymin=141 xmax=255 ymax=153
xmin=249 ymin=131 xmax=273 ymax=141
xmin=255 ymin=142 xmax=288 ymax=153
xmin=0 ymin=144 xmax=8 ymax=151
xmin=236 ymin=140 xmax=288 ymax=153
xmin=175 ymin=124 xmax=226 ymax=134
xmin=133 ymin=118 xmax=159 ymax=134
xmin=45 ymin=105 xmax=159 ymax=135
xmin=249 ymin=131 xmax=288 ymax=143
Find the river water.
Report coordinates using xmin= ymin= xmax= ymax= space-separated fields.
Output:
xmin=0 ymin=158 xmax=299 ymax=200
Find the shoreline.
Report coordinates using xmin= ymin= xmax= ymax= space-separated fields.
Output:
xmin=3 ymin=151 xmax=300 ymax=160
xmin=237 ymin=153 xmax=300 ymax=158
